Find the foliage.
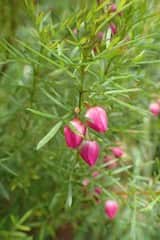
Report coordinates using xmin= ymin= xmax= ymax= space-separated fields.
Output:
xmin=0 ymin=0 xmax=160 ymax=239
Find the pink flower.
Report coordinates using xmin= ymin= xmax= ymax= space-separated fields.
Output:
xmin=104 ymin=155 xmax=117 ymax=169
xmin=85 ymin=106 xmax=108 ymax=133
xmin=94 ymin=187 xmax=102 ymax=195
xmin=92 ymin=171 xmax=100 ymax=178
xmin=82 ymin=178 xmax=90 ymax=187
xmin=64 ymin=119 xmax=86 ymax=148
xmin=149 ymin=102 xmax=160 ymax=117
xmin=105 ymin=200 xmax=119 ymax=220
xmin=112 ymin=147 xmax=124 ymax=158
xmin=79 ymin=141 xmax=100 ymax=166
xmin=108 ymin=3 xmax=117 ymax=13
xmin=109 ymin=23 xmax=117 ymax=35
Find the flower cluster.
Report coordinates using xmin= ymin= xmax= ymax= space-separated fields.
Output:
xmin=82 ymin=170 xmax=119 ymax=220
xmin=64 ymin=106 xmax=108 ymax=166
xmin=64 ymin=106 xmax=120 ymax=220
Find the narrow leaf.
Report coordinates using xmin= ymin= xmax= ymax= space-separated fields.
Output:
xmin=26 ymin=108 xmax=55 ymax=119
xmin=66 ymin=182 xmax=72 ymax=208
xmin=0 ymin=182 xmax=10 ymax=200
xmin=36 ymin=121 xmax=62 ymax=150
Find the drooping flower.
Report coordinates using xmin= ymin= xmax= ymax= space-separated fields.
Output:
xmin=64 ymin=119 xmax=86 ymax=148
xmin=94 ymin=187 xmax=102 ymax=195
xmin=105 ymin=200 xmax=119 ymax=220
xmin=85 ymin=106 xmax=108 ymax=133
xmin=112 ymin=147 xmax=124 ymax=158
xmin=149 ymin=102 xmax=160 ymax=117
xmin=109 ymin=23 xmax=117 ymax=35
xmin=79 ymin=140 xmax=100 ymax=166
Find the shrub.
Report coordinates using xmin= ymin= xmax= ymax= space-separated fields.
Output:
xmin=0 ymin=0 xmax=160 ymax=239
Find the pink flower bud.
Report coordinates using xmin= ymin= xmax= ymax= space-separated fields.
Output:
xmin=105 ymin=200 xmax=119 ymax=220
xmin=85 ymin=106 xmax=108 ymax=133
xmin=94 ymin=187 xmax=102 ymax=195
xmin=92 ymin=171 xmax=100 ymax=178
xmin=82 ymin=178 xmax=90 ymax=187
xmin=149 ymin=103 xmax=160 ymax=116
xmin=97 ymin=31 xmax=104 ymax=40
xmin=108 ymin=3 xmax=117 ymax=13
xmin=109 ymin=23 xmax=117 ymax=35
xmin=79 ymin=141 xmax=100 ymax=166
xmin=104 ymin=155 xmax=117 ymax=169
xmin=112 ymin=147 xmax=124 ymax=158
xmin=64 ymin=119 xmax=86 ymax=148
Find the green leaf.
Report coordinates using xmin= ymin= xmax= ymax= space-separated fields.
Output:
xmin=111 ymin=97 xmax=148 ymax=115
xmin=0 ymin=162 xmax=18 ymax=176
xmin=112 ymin=165 xmax=133 ymax=175
xmin=41 ymin=88 xmax=68 ymax=111
xmin=36 ymin=121 xmax=63 ymax=150
xmin=0 ymin=182 xmax=10 ymax=200
xmin=49 ymin=193 xmax=62 ymax=211
xmin=141 ymin=196 xmax=160 ymax=212
xmin=18 ymin=210 xmax=33 ymax=225
xmin=65 ymin=182 xmax=72 ymax=208
xmin=26 ymin=108 xmax=55 ymax=119
xmin=16 ymin=224 xmax=31 ymax=232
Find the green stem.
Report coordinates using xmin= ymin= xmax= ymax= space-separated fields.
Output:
xmin=22 ymin=44 xmax=43 ymax=137
xmin=104 ymin=59 xmax=112 ymax=76
xmin=30 ymin=67 xmax=38 ymax=107
xmin=78 ymin=68 xmax=85 ymax=111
